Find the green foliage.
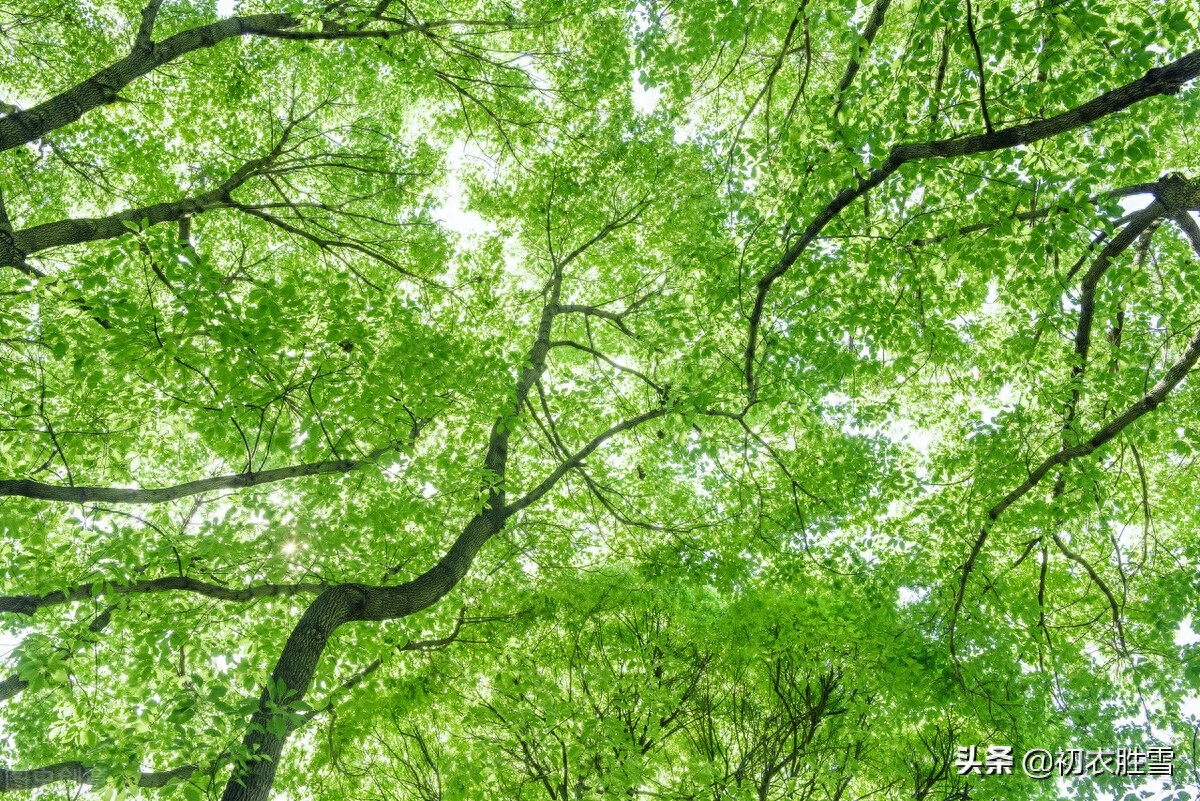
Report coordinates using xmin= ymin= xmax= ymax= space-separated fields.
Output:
xmin=0 ymin=0 xmax=1198 ymax=799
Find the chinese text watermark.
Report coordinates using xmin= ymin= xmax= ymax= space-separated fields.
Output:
xmin=955 ymin=745 xmax=1174 ymax=779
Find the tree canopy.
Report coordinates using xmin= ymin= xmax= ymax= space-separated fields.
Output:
xmin=0 ymin=0 xmax=1199 ymax=799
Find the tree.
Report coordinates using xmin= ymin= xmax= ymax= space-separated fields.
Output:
xmin=0 ymin=0 xmax=1198 ymax=798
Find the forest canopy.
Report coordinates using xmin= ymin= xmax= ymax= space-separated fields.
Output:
xmin=0 ymin=0 xmax=1199 ymax=799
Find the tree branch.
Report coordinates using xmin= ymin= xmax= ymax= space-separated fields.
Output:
xmin=1173 ymin=210 xmax=1200 ymax=255
xmin=555 ymin=303 xmax=637 ymax=339
xmin=549 ymin=340 xmax=663 ymax=394
xmin=744 ymin=48 xmax=1200 ymax=397
xmin=553 ymin=198 xmax=652 ymax=271
xmin=232 ymin=205 xmax=424 ymax=282
xmin=0 ymin=577 xmax=326 ymax=617
xmin=963 ymin=0 xmax=993 ymax=133
xmin=1033 ymin=204 xmax=1168 ymax=664
xmin=133 ymin=0 xmax=166 ymax=51
xmin=505 ymin=408 xmax=667 ymax=515
xmin=300 ymin=608 xmax=477 ymax=721
xmin=832 ymin=0 xmax=891 ymax=119
xmin=0 ymin=446 xmax=401 ymax=505
xmin=728 ymin=2 xmax=806 ymax=153
xmin=0 ymin=188 xmax=40 ymax=278
xmin=0 ymin=148 xmax=281 ymax=269
xmin=0 ymin=188 xmax=12 ymax=238
xmin=1061 ymin=203 xmax=1164 ymax=434
xmin=950 ymin=317 xmax=1200 ymax=658
xmin=0 ymin=12 xmax=436 ymax=152
xmin=905 ymin=181 xmax=1156 ymax=248
xmin=217 ymin=227 xmax=574 ymax=800
xmin=1049 ymin=531 xmax=1127 ymax=655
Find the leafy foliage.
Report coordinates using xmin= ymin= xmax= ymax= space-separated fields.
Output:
xmin=0 ymin=0 xmax=1198 ymax=799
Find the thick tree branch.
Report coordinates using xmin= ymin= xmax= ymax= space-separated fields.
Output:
xmin=0 ymin=188 xmax=39 ymax=277
xmin=218 ymin=201 xmax=663 ymax=798
xmin=1173 ymin=210 xmax=1200 ymax=255
xmin=744 ymin=48 xmax=1200 ymax=396
xmin=217 ymin=237 xmax=570 ymax=801
xmin=555 ymin=303 xmax=637 ymax=338
xmin=0 ymin=162 xmax=269 ymax=270
xmin=0 ymin=13 xmax=437 ymax=152
xmin=1061 ymin=203 xmax=1164 ymax=434
xmin=0 ymin=14 xmax=296 ymax=151
xmin=0 ymin=577 xmax=326 ymax=617
xmin=1110 ymin=182 xmax=1162 ymax=198
xmin=0 ymin=188 xmax=12 ymax=238
xmin=0 ymin=674 xmax=26 ymax=705
xmin=133 ymin=0 xmax=166 ymax=50
xmin=0 ymin=104 xmax=364 ymax=272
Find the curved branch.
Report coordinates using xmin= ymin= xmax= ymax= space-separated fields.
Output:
xmin=233 ymin=205 xmax=425 ymax=282
xmin=0 ymin=13 xmax=431 ymax=152
xmin=905 ymin=181 xmax=1159 ymax=249
xmin=506 ymin=407 xmax=667 ymax=515
xmin=1075 ymin=204 xmax=1163 ymax=367
xmin=950 ymin=318 xmax=1200 ymax=657
xmin=1049 ymin=531 xmax=1127 ymax=655
xmin=0 ymin=577 xmax=326 ymax=617
xmin=1030 ymin=205 xmax=1168 ymax=663
xmin=0 ymin=14 xmax=296 ymax=151
xmin=732 ymin=415 xmax=826 ymax=507
xmin=744 ymin=48 xmax=1200 ymax=396
xmin=832 ymin=0 xmax=891 ymax=119
xmin=0 ymin=450 xmax=393 ymax=505
xmin=1061 ymin=204 xmax=1164 ymax=434
xmin=217 ymin=230 xmax=572 ymax=800
xmin=556 ymin=303 xmax=638 ymax=339
xmin=963 ymin=0 xmax=993 ymax=133
xmin=1173 ymin=210 xmax=1200 ymax=255
xmin=0 ymin=154 xmax=283 ymax=271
